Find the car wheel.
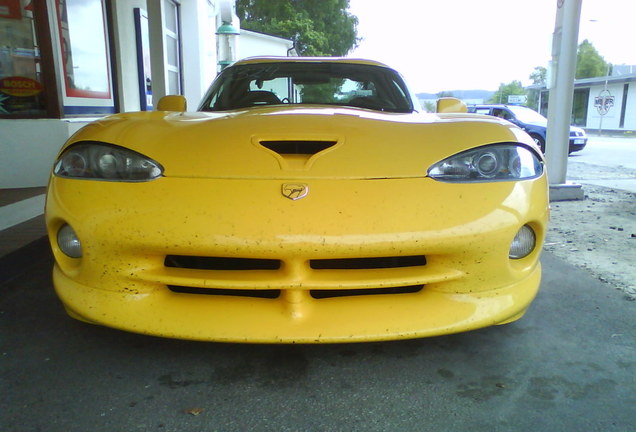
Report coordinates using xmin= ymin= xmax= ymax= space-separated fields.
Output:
xmin=531 ymin=134 xmax=545 ymax=153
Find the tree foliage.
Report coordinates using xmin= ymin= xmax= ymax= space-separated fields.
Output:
xmin=576 ymin=39 xmax=610 ymax=79
xmin=526 ymin=66 xmax=547 ymax=110
xmin=524 ymin=41 xmax=609 ymax=110
xmin=529 ymin=40 xmax=610 ymax=87
xmin=235 ymin=0 xmax=359 ymax=56
xmin=529 ymin=66 xmax=547 ymax=85
xmin=488 ymin=81 xmax=527 ymax=104
xmin=423 ymin=101 xmax=436 ymax=113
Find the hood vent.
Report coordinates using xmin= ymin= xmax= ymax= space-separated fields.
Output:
xmin=260 ymin=140 xmax=337 ymax=156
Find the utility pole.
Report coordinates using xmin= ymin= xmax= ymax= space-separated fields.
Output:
xmin=545 ymin=0 xmax=584 ymax=201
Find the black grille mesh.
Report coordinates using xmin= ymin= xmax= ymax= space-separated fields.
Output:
xmin=310 ymin=255 xmax=426 ymax=270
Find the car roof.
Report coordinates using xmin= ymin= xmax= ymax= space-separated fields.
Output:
xmin=233 ymin=56 xmax=392 ymax=69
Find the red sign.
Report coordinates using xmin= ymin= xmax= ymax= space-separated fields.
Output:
xmin=0 ymin=0 xmax=22 ymax=19
xmin=0 ymin=76 xmax=44 ymax=97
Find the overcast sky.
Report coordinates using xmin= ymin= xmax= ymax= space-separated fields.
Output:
xmin=347 ymin=0 xmax=636 ymax=94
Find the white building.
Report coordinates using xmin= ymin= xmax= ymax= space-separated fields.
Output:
xmin=534 ymin=72 xmax=636 ymax=134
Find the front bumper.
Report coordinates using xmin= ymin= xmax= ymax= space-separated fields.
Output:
xmin=54 ymin=264 xmax=541 ymax=343
xmin=46 ymin=175 xmax=548 ymax=342
xmin=568 ymin=137 xmax=587 ymax=153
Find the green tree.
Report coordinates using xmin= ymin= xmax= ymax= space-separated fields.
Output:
xmin=236 ymin=0 xmax=359 ymax=56
xmin=576 ymin=39 xmax=610 ymax=79
xmin=527 ymin=66 xmax=546 ymax=110
xmin=488 ymin=81 xmax=527 ymax=104
xmin=529 ymin=66 xmax=547 ymax=85
xmin=423 ymin=101 xmax=436 ymax=113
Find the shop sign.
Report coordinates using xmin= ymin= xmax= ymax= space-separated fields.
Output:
xmin=594 ymin=89 xmax=614 ymax=116
xmin=508 ymin=95 xmax=528 ymax=104
xmin=0 ymin=76 xmax=43 ymax=97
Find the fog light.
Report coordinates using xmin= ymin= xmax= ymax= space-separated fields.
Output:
xmin=509 ymin=225 xmax=535 ymax=259
xmin=58 ymin=224 xmax=82 ymax=258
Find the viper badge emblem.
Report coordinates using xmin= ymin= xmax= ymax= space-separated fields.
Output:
xmin=282 ymin=183 xmax=309 ymax=200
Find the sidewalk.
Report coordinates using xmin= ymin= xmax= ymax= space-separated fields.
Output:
xmin=0 ymin=188 xmax=48 ymax=284
xmin=0 ymin=187 xmax=47 ymax=258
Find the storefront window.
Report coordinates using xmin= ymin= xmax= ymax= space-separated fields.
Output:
xmin=163 ymin=0 xmax=181 ymax=95
xmin=572 ymin=88 xmax=590 ymax=127
xmin=0 ymin=0 xmax=48 ymax=116
xmin=56 ymin=0 xmax=114 ymax=115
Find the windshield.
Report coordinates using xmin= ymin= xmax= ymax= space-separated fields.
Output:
xmin=198 ymin=62 xmax=416 ymax=113
xmin=508 ymin=106 xmax=547 ymax=123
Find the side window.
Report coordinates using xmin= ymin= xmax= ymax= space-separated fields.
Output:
xmin=474 ymin=108 xmax=491 ymax=115
xmin=492 ymin=108 xmax=512 ymax=120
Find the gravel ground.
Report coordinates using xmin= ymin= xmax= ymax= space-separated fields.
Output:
xmin=544 ymin=160 xmax=636 ymax=300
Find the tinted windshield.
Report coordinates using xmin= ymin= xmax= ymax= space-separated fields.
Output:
xmin=508 ymin=106 xmax=547 ymax=123
xmin=198 ymin=62 xmax=415 ymax=113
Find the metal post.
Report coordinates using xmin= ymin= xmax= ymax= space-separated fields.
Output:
xmin=545 ymin=0 xmax=584 ymax=200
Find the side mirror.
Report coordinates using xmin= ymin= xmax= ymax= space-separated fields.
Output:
xmin=157 ymin=95 xmax=187 ymax=112
xmin=436 ymin=97 xmax=467 ymax=113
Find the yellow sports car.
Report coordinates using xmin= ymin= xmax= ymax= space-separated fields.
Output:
xmin=46 ymin=57 xmax=548 ymax=343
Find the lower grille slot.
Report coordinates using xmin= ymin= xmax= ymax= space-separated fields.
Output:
xmin=165 ymin=255 xmax=281 ymax=271
xmin=311 ymin=285 xmax=423 ymax=299
xmin=168 ymin=286 xmax=281 ymax=299
xmin=310 ymin=255 xmax=426 ymax=270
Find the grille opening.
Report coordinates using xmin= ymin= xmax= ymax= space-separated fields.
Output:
xmin=168 ymin=286 xmax=281 ymax=298
xmin=165 ymin=255 xmax=281 ymax=271
xmin=310 ymin=255 xmax=426 ymax=270
xmin=311 ymin=285 xmax=423 ymax=299
xmin=260 ymin=140 xmax=337 ymax=155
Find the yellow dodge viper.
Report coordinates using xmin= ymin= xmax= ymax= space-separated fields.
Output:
xmin=46 ymin=57 xmax=549 ymax=343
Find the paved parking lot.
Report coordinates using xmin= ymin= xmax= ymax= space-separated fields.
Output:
xmin=569 ymin=135 xmax=636 ymax=192
xmin=1 ymin=135 xmax=635 ymax=431
xmin=1 ymin=246 xmax=634 ymax=432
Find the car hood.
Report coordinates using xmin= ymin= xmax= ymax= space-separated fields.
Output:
xmin=66 ymin=106 xmax=533 ymax=180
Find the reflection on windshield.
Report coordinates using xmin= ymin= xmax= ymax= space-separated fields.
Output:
xmin=199 ymin=62 xmax=415 ymax=113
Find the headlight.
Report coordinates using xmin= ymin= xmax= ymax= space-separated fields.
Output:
xmin=428 ymin=144 xmax=543 ymax=182
xmin=54 ymin=142 xmax=163 ymax=181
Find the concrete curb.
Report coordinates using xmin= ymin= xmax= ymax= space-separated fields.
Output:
xmin=0 ymin=194 xmax=45 ymax=231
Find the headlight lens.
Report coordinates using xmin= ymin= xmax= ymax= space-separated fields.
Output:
xmin=428 ymin=144 xmax=542 ymax=182
xmin=54 ymin=142 xmax=163 ymax=181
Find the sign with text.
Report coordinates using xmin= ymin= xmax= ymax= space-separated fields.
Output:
xmin=508 ymin=95 xmax=528 ymax=104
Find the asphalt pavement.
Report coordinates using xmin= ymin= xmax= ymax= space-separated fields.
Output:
xmin=1 ymin=134 xmax=635 ymax=431
xmin=1 ymin=245 xmax=634 ymax=432
xmin=569 ymin=135 xmax=636 ymax=193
